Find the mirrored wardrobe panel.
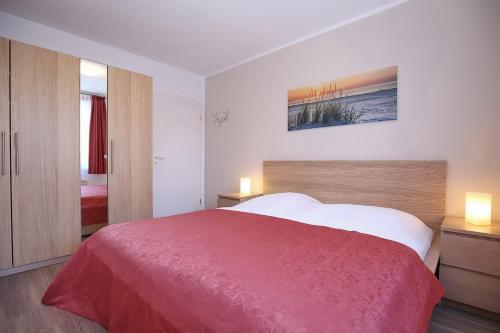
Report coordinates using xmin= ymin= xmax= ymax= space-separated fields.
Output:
xmin=80 ymin=59 xmax=108 ymax=236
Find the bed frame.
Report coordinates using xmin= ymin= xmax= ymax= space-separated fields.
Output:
xmin=262 ymin=160 xmax=447 ymax=272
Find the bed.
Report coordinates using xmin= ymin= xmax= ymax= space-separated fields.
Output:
xmin=261 ymin=160 xmax=446 ymax=273
xmin=44 ymin=161 xmax=446 ymax=332
xmin=81 ymin=185 xmax=108 ymax=235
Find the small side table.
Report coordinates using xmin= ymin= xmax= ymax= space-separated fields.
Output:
xmin=217 ymin=193 xmax=262 ymax=208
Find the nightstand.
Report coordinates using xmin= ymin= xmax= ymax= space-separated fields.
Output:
xmin=217 ymin=193 xmax=262 ymax=208
xmin=440 ymin=216 xmax=500 ymax=314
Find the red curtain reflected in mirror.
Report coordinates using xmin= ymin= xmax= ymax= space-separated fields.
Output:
xmin=88 ymin=95 xmax=107 ymax=174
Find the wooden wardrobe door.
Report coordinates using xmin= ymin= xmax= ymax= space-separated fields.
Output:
xmin=108 ymin=67 xmax=152 ymax=224
xmin=108 ymin=67 xmax=132 ymax=224
xmin=0 ymin=38 xmax=11 ymax=270
xmin=130 ymin=72 xmax=152 ymax=220
xmin=10 ymin=41 xmax=80 ymax=266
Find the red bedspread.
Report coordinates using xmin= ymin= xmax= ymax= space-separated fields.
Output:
xmin=43 ymin=209 xmax=443 ymax=332
xmin=81 ymin=185 xmax=108 ymax=226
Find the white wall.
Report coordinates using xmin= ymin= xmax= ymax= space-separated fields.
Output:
xmin=0 ymin=11 xmax=205 ymax=217
xmin=205 ymin=0 xmax=500 ymax=221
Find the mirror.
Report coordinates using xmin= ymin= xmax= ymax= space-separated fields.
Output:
xmin=80 ymin=59 xmax=108 ymax=237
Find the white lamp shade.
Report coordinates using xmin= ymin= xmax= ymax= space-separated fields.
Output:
xmin=465 ymin=192 xmax=492 ymax=226
xmin=240 ymin=177 xmax=251 ymax=195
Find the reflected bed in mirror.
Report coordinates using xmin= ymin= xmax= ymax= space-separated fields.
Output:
xmin=80 ymin=59 xmax=108 ymax=236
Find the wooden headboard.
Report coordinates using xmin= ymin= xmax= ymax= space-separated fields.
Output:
xmin=263 ymin=161 xmax=447 ymax=231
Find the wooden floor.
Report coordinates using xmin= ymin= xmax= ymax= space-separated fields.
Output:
xmin=0 ymin=264 xmax=105 ymax=333
xmin=1 ymin=263 xmax=500 ymax=333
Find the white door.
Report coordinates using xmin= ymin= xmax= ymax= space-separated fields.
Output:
xmin=153 ymin=93 xmax=203 ymax=217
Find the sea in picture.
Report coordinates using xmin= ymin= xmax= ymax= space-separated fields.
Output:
xmin=288 ymin=66 xmax=397 ymax=131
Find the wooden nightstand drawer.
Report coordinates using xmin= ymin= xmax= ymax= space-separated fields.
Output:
xmin=217 ymin=197 xmax=239 ymax=208
xmin=441 ymin=232 xmax=500 ymax=276
xmin=217 ymin=193 xmax=262 ymax=208
xmin=440 ymin=265 xmax=500 ymax=313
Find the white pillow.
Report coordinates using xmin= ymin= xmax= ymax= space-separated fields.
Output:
xmin=295 ymin=204 xmax=433 ymax=260
xmin=225 ymin=194 xmax=433 ymax=260
xmin=223 ymin=192 xmax=321 ymax=221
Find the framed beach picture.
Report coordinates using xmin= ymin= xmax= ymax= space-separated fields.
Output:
xmin=288 ymin=66 xmax=397 ymax=131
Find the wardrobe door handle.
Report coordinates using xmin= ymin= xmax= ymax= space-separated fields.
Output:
xmin=1 ymin=131 xmax=5 ymax=175
xmin=14 ymin=132 xmax=19 ymax=175
xmin=110 ymin=140 xmax=113 ymax=174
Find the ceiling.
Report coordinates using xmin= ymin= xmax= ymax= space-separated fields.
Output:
xmin=0 ymin=0 xmax=404 ymax=76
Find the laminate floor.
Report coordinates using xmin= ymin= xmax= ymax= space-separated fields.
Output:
xmin=0 ymin=264 xmax=105 ymax=333
xmin=1 ymin=263 xmax=499 ymax=333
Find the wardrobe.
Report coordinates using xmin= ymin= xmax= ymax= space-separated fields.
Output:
xmin=0 ymin=37 xmax=152 ymax=274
